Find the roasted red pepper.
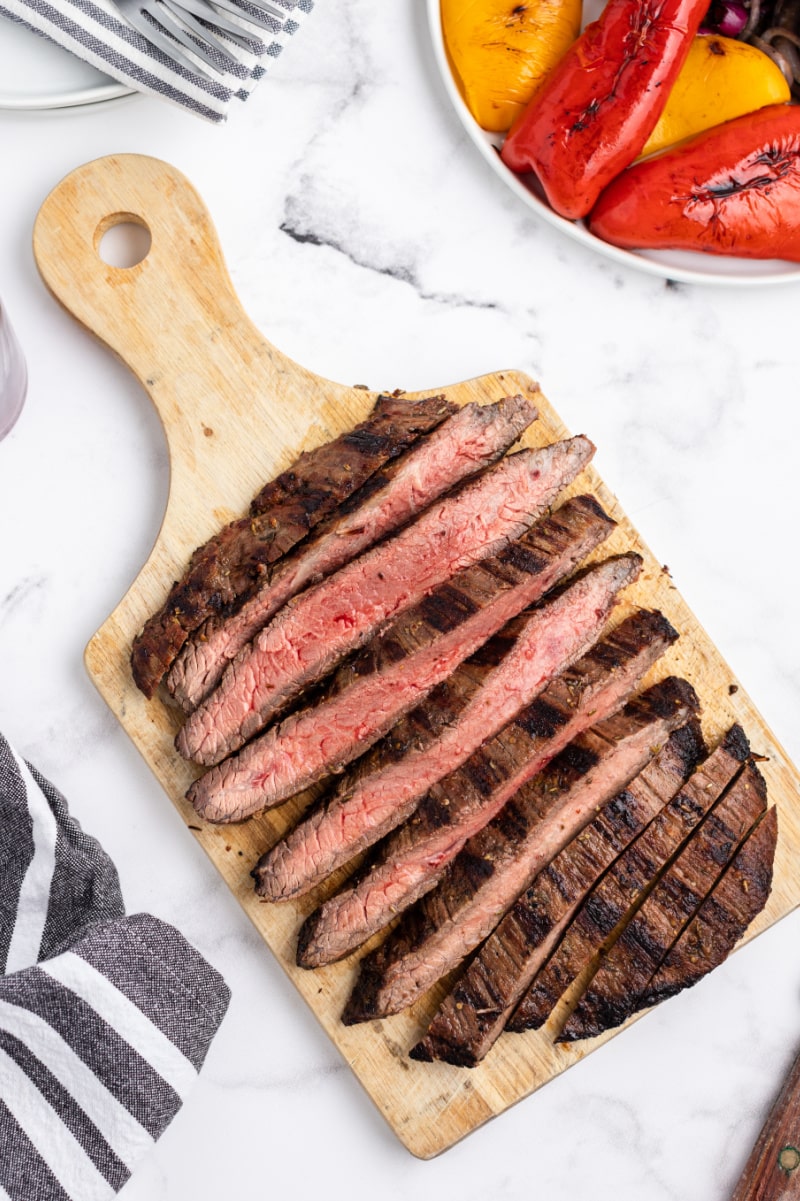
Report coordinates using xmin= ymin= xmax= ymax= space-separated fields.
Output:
xmin=589 ymin=104 xmax=800 ymax=260
xmin=501 ymin=0 xmax=710 ymax=219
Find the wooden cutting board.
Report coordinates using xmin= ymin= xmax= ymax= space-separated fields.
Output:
xmin=32 ymin=153 xmax=800 ymax=1159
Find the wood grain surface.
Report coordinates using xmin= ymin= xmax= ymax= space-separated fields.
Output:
xmin=31 ymin=153 xmax=800 ymax=1159
xmin=731 ymin=1046 xmax=800 ymax=1201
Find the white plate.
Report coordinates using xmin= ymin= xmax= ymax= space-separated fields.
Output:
xmin=0 ymin=19 xmax=133 ymax=109
xmin=426 ymin=0 xmax=800 ymax=287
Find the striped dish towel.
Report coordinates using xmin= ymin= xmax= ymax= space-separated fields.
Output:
xmin=0 ymin=0 xmax=313 ymax=121
xmin=0 ymin=734 xmax=230 ymax=1199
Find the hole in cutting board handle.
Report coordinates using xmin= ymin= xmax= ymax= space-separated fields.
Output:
xmin=96 ymin=213 xmax=152 ymax=269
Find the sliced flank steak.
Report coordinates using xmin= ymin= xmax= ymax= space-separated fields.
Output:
xmin=411 ymin=722 xmax=705 ymax=1066
xmin=131 ymin=391 xmax=457 ymax=697
xmin=167 ymin=395 xmax=538 ymax=712
xmin=178 ymin=437 xmax=595 ymax=767
xmin=637 ymin=806 xmax=777 ymax=1010
xmin=560 ymin=755 xmax=768 ymax=1042
xmin=254 ymin=620 xmax=532 ymax=899
xmin=508 ymin=724 xmax=752 ymax=1033
xmin=191 ymin=496 xmax=614 ymax=824
xmin=341 ymin=677 xmax=700 ymax=1024
xmin=295 ymin=607 xmax=677 ymax=967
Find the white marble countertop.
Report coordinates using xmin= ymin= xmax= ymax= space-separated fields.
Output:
xmin=2 ymin=4 xmax=800 ymax=1197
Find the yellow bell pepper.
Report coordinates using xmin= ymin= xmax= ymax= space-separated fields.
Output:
xmin=442 ymin=0 xmax=582 ymax=133
xmin=641 ymin=34 xmax=791 ymax=158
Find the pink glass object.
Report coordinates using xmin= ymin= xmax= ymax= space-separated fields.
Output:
xmin=0 ymin=303 xmax=27 ymax=440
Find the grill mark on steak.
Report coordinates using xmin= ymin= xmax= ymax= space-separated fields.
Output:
xmin=178 ymin=437 xmax=595 ymax=767
xmin=508 ymin=724 xmax=752 ymax=1032
xmin=637 ymin=807 xmax=777 ymax=1010
xmin=295 ymin=609 xmax=677 ymax=967
xmin=192 ymin=551 xmax=633 ymax=825
xmin=253 ymin=627 xmax=529 ymax=898
xmin=167 ymin=396 xmax=537 ymax=712
xmin=130 ymin=393 xmax=456 ymax=697
xmin=240 ymin=498 xmax=615 ymax=844
xmin=560 ymin=756 xmax=768 ymax=1041
xmin=340 ymin=678 xmax=700 ymax=1023
xmin=291 ymin=555 xmax=643 ymax=964
xmin=411 ymin=723 xmax=704 ymax=1066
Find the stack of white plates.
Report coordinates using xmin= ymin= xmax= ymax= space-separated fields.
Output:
xmin=0 ymin=19 xmax=132 ymax=109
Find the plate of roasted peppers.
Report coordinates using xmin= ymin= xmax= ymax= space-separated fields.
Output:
xmin=429 ymin=0 xmax=800 ymax=284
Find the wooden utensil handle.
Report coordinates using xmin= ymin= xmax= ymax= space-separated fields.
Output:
xmin=731 ymin=1048 xmax=800 ymax=1201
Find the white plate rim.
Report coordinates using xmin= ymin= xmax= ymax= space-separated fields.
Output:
xmin=0 ymin=81 xmax=134 ymax=110
xmin=0 ymin=21 xmax=134 ymax=111
xmin=426 ymin=0 xmax=800 ymax=288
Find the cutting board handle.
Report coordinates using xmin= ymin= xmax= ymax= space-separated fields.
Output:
xmin=33 ymin=155 xmax=255 ymax=392
xmin=32 ymin=154 xmax=351 ymax=498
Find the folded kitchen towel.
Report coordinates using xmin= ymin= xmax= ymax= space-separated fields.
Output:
xmin=0 ymin=0 xmax=313 ymax=121
xmin=0 ymin=733 xmax=230 ymax=1199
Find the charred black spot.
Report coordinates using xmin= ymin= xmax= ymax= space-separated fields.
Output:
xmin=419 ymin=790 xmax=456 ymax=829
xmin=493 ymin=800 xmax=530 ymax=844
xmin=583 ymin=892 xmax=624 ymax=937
xmin=458 ymin=850 xmax=497 ymax=887
xmin=670 ymin=721 xmax=706 ymax=775
xmin=556 ymin=741 xmax=599 ymax=778
xmin=572 ymin=493 xmax=612 ymax=522
xmin=498 ymin=540 xmax=547 ymax=576
xmin=624 ymin=916 xmax=670 ymax=963
xmin=418 ymin=583 xmax=479 ymax=633
xmin=709 ymin=37 xmax=725 ymax=54
xmin=341 ymin=429 xmax=393 ymax=456
xmin=462 ymin=752 xmax=503 ymax=798
xmin=722 ymin=723 xmax=750 ymax=762
xmin=471 ymin=630 xmax=517 ymax=668
xmin=514 ymin=902 xmax=553 ymax=945
xmin=635 ymin=676 xmax=700 ymax=719
xmin=602 ymin=790 xmax=638 ymax=826
xmin=515 ymin=698 xmax=570 ymax=739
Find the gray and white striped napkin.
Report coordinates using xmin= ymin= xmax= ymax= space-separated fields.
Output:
xmin=0 ymin=733 xmax=230 ymax=1199
xmin=0 ymin=0 xmax=313 ymax=121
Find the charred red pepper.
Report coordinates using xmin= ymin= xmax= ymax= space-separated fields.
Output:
xmin=501 ymin=0 xmax=710 ymax=219
xmin=589 ymin=104 xmax=800 ymax=260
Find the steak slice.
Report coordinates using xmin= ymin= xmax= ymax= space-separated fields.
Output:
xmin=411 ymin=722 xmax=705 ymax=1066
xmin=193 ymin=498 xmax=615 ymax=824
xmin=341 ymin=678 xmax=700 ymax=1023
xmin=508 ymin=724 xmax=751 ymax=1032
xmin=255 ymin=618 xmax=537 ymax=898
xmin=178 ymin=437 xmax=595 ymax=766
xmin=637 ymin=806 xmax=777 ymax=1010
xmin=167 ymin=396 xmax=537 ymax=712
xmin=560 ymin=755 xmax=768 ymax=1041
xmin=131 ymin=392 xmax=456 ymax=697
xmin=296 ymin=608 xmax=677 ymax=966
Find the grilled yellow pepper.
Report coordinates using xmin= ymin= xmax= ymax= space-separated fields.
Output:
xmin=641 ymin=34 xmax=791 ymax=158
xmin=442 ymin=0 xmax=582 ymax=133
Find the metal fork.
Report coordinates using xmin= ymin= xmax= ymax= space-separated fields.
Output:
xmin=114 ymin=0 xmax=287 ymax=81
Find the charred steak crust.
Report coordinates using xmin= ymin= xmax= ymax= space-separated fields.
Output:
xmin=251 ymin=495 xmax=618 ymax=897
xmin=341 ymin=678 xmax=699 ymax=1025
xmin=179 ymin=437 xmax=596 ymax=770
xmin=637 ymin=805 xmax=777 ymax=1009
xmin=130 ymin=392 xmax=457 ymax=697
xmin=508 ymin=723 xmax=751 ymax=1033
xmin=411 ymin=722 xmax=705 ymax=1067
xmin=294 ymin=556 xmax=644 ymax=969
xmin=294 ymin=604 xmax=677 ymax=968
xmin=166 ymin=396 xmax=539 ymax=713
xmin=560 ymin=755 xmax=768 ymax=1042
